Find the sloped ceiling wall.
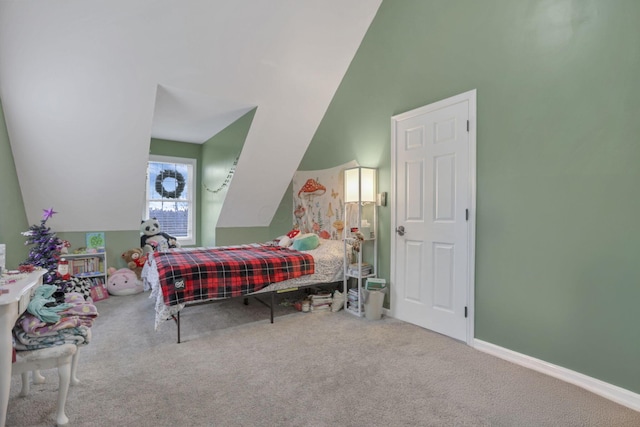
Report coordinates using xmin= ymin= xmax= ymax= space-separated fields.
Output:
xmin=0 ymin=0 xmax=381 ymax=231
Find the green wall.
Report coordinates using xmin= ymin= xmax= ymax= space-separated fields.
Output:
xmin=269 ymin=182 xmax=297 ymax=238
xmin=150 ymin=111 xmax=260 ymax=248
xmin=56 ymin=231 xmax=140 ymax=271
xmin=290 ymin=0 xmax=640 ymax=394
xmin=0 ymin=99 xmax=29 ymax=268
xmin=204 ymin=109 xmax=256 ymax=246
xmin=216 ymin=227 xmax=272 ymax=247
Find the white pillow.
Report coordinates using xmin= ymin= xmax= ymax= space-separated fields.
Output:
xmin=278 ymin=236 xmax=293 ymax=247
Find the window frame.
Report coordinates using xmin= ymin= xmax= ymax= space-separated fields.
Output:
xmin=144 ymin=154 xmax=197 ymax=246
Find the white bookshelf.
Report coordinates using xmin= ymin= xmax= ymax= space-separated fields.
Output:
xmin=342 ymin=167 xmax=378 ymax=317
xmin=60 ymin=251 xmax=107 ymax=287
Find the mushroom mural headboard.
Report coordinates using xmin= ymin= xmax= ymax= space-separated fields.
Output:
xmin=292 ymin=161 xmax=357 ymax=240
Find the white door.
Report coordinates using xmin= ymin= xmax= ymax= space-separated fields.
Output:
xmin=391 ymin=90 xmax=476 ymax=344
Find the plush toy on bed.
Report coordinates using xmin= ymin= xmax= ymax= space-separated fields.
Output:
xmin=140 ymin=218 xmax=180 ymax=255
xmin=121 ymin=247 xmax=146 ymax=280
xmin=277 ymin=228 xmax=321 ymax=251
xmin=106 ymin=267 xmax=143 ymax=296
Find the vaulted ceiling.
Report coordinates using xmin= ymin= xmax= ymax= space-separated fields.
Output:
xmin=0 ymin=0 xmax=381 ymax=231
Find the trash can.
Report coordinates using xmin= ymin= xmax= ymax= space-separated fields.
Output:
xmin=362 ymin=278 xmax=387 ymax=320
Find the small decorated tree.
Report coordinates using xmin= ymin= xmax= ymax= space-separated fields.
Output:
xmin=21 ymin=208 xmax=63 ymax=284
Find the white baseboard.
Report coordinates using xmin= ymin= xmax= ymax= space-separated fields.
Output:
xmin=474 ymin=339 xmax=640 ymax=413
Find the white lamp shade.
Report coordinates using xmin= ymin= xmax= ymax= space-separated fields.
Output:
xmin=344 ymin=167 xmax=376 ymax=203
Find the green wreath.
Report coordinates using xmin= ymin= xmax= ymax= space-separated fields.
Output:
xmin=155 ymin=170 xmax=186 ymax=199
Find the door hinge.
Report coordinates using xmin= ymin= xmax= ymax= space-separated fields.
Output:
xmin=465 ymin=209 xmax=469 ymax=221
xmin=467 ymin=120 xmax=470 ymax=132
xmin=464 ymin=306 xmax=468 ymax=318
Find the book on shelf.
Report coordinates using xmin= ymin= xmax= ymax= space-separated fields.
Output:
xmin=67 ymin=256 xmax=103 ymax=277
xmin=346 ymin=304 xmax=363 ymax=312
xmin=347 ymin=288 xmax=364 ymax=311
xmin=347 ymin=262 xmax=372 ymax=277
xmin=89 ymin=277 xmax=105 ymax=287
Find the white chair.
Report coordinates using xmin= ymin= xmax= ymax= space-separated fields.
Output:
xmin=11 ymin=344 xmax=80 ymax=426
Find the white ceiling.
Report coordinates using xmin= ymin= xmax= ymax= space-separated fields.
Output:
xmin=151 ymin=84 xmax=255 ymax=144
xmin=0 ymin=0 xmax=381 ymax=231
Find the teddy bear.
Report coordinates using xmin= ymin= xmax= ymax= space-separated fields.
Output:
xmin=121 ymin=247 xmax=146 ymax=280
xmin=140 ymin=218 xmax=180 ymax=255
xmin=106 ymin=267 xmax=143 ymax=296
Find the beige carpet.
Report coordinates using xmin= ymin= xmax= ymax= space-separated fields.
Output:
xmin=7 ymin=290 xmax=640 ymax=426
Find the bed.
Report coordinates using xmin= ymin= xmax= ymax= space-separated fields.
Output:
xmin=142 ymin=238 xmax=347 ymax=342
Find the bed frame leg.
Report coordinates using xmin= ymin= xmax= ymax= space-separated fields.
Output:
xmin=270 ymin=292 xmax=274 ymax=324
xmin=243 ymin=297 xmax=249 ymax=305
xmin=177 ymin=311 xmax=181 ymax=344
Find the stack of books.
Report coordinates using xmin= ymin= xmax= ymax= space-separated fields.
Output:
xmin=310 ymin=292 xmax=333 ymax=312
xmin=347 ymin=288 xmax=363 ymax=313
xmin=347 ymin=262 xmax=372 ymax=277
xmin=68 ymin=257 xmax=103 ymax=277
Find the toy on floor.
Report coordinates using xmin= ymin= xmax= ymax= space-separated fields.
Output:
xmin=56 ymin=276 xmax=93 ymax=301
xmin=106 ymin=267 xmax=143 ymax=296
xmin=140 ymin=218 xmax=180 ymax=255
xmin=121 ymin=247 xmax=146 ymax=280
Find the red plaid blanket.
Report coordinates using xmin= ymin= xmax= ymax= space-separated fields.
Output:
xmin=153 ymin=245 xmax=315 ymax=306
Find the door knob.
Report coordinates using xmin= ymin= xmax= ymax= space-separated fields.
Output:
xmin=396 ymin=225 xmax=405 ymax=236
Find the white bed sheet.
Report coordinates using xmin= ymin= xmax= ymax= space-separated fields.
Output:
xmin=142 ymin=239 xmax=348 ymax=330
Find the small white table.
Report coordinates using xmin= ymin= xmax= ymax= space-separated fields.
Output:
xmin=0 ymin=270 xmax=45 ymax=427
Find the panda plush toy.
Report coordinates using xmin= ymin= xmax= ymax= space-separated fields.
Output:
xmin=140 ymin=218 xmax=180 ymax=255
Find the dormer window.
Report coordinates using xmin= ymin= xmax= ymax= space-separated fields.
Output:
xmin=143 ymin=155 xmax=196 ymax=246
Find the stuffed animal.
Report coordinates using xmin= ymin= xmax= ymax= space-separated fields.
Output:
xmin=121 ymin=247 xmax=146 ymax=280
xmin=55 ymin=276 xmax=93 ymax=301
xmin=106 ymin=267 xmax=143 ymax=296
xmin=140 ymin=218 xmax=180 ymax=255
